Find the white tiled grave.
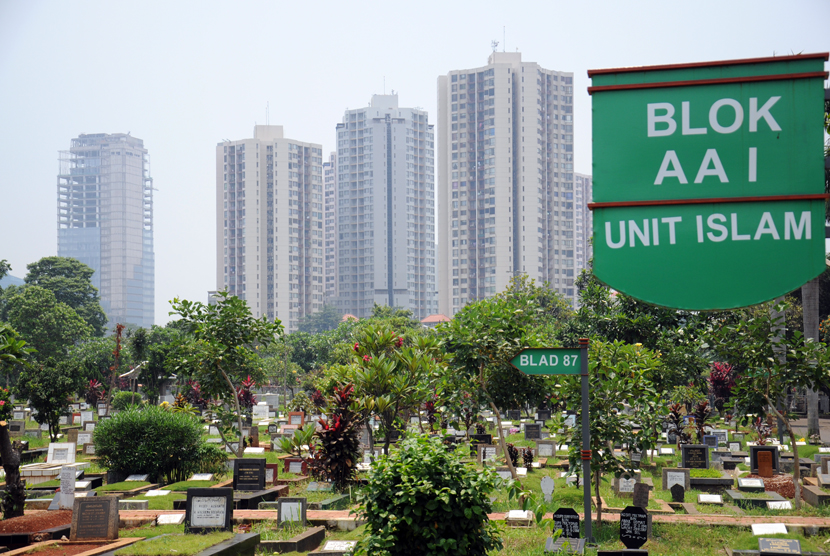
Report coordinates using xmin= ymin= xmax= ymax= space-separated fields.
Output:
xmin=698 ymin=494 xmax=723 ymax=505
xmin=751 ymin=523 xmax=788 ymax=536
xmin=767 ymin=501 xmax=793 ymax=510
xmin=144 ymin=490 xmax=171 ymax=497
xmin=20 ymin=462 xmax=88 ymax=485
xmin=157 ymin=514 xmax=185 ymax=525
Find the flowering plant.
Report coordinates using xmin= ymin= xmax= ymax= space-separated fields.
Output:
xmin=0 ymin=388 xmax=11 ymax=422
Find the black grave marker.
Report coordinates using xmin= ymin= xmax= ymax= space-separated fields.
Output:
xmin=758 ymin=537 xmax=801 ymax=555
xmin=703 ymin=435 xmax=718 ymax=448
xmin=681 ymin=444 xmax=709 ymax=469
xmin=619 ymin=506 xmax=648 ymax=549
xmin=524 ymin=423 xmax=542 ymax=441
xmin=553 ymin=507 xmax=580 ymax=538
xmin=233 ymin=458 xmax=265 ymax=491
xmin=185 ymin=488 xmax=233 ymax=534
xmin=506 ymin=410 xmax=521 ymax=421
xmin=670 ymin=484 xmax=685 ymax=503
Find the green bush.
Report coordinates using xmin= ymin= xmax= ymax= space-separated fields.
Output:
xmin=93 ymin=405 xmax=221 ymax=484
xmin=111 ymin=391 xmax=144 ymax=411
xmin=355 ymin=434 xmax=502 ymax=556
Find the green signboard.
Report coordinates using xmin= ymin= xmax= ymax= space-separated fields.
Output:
xmin=589 ymin=53 xmax=828 ymax=310
xmin=510 ymin=348 xmax=582 ymax=375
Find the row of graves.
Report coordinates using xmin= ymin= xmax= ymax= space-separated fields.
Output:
xmin=10 ymin=401 xmax=115 ymax=487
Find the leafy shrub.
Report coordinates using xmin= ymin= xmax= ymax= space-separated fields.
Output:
xmin=111 ymin=390 xmax=143 ymax=411
xmin=355 ymin=434 xmax=502 ymax=556
xmin=308 ymin=384 xmax=361 ymax=490
xmin=506 ymin=442 xmax=519 ymax=467
xmin=93 ymin=405 xmax=215 ymax=484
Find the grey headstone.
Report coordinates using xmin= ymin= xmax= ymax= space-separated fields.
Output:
xmin=632 ymin=482 xmax=651 ymax=509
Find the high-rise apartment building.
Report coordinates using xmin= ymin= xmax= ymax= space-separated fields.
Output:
xmin=333 ymin=94 xmax=436 ymax=319
xmin=216 ymin=125 xmax=324 ymax=332
xmin=323 ymin=152 xmax=338 ymax=302
xmin=58 ymin=133 xmax=154 ymax=329
xmin=437 ymin=52 xmax=583 ymax=315
xmin=574 ymin=173 xmax=593 ymax=281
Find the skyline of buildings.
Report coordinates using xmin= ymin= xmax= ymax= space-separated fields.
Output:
xmin=57 ymin=132 xmax=155 ymax=329
xmin=50 ymin=52 xmax=593 ymax=330
xmin=331 ymin=94 xmax=437 ymax=320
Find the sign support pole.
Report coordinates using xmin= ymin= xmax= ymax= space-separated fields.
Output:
xmin=578 ymin=338 xmax=593 ymax=543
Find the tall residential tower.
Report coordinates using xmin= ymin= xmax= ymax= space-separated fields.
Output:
xmin=437 ymin=52 xmax=585 ymax=315
xmin=58 ymin=133 xmax=155 ymax=329
xmin=216 ymin=125 xmax=324 ymax=332
xmin=333 ymin=94 xmax=436 ymax=319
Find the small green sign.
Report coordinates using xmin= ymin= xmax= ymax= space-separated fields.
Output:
xmin=589 ymin=53 xmax=828 ymax=310
xmin=510 ymin=348 xmax=582 ymax=375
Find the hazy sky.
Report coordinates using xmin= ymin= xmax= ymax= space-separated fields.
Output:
xmin=1 ymin=0 xmax=827 ymax=325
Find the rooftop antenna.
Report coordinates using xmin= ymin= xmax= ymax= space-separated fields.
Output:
xmin=491 ymin=40 xmax=499 ymax=53
xmin=266 ymin=102 xmax=269 ymax=125
xmin=384 ymin=76 xmax=386 ymax=95
xmin=503 ymin=26 xmax=505 ymax=52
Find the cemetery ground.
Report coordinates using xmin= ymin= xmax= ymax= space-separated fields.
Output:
xmin=10 ymin=411 xmax=830 ymax=555
xmin=8 ymin=427 xmax=830 ymax=556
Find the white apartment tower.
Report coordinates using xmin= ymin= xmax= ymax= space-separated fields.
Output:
xmin=216 ymin=125 xmax=324 ymax=332
xmin=437 ymin=52 xmax=582 ymax=315
xmin=323 ymin=152 xmax=338 ymax=301
xmin=58 ymin=133 xmax=155 ymax=329
xmin=574 ymin=173 xmax=593 ymax=280
xmin=334 ymin=94 xmax=437 ymax=319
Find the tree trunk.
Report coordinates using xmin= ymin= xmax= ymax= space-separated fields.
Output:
xmin=802 ymin=277 xmax=821 ymax=440
xmin=768 ymin=403 xmax=802 ymax=509
xmin=594 ymin=469 xmax=602 ymax=530
xmin=218 ymin=364 xmax=245 ymax=459
xmin=0 ymin=423 xmax=25 ymax=519
xmin=771 ymin=299 xmax=787 ymax=443
xmin=488 ymin=400 xmax=518 ymax=480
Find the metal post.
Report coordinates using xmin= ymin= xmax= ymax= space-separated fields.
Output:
xmin=579 ymin=338 xmax=592 ymax=543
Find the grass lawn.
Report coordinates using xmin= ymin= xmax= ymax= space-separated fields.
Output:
xmin=164 ymin=480 xmax=218 ymax=491
xmin=115 ymin=530 xmax=233 ymax=556
xmin=96 ymin=481 xmax=151 ymax=492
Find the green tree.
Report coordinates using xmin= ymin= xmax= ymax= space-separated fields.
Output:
xmin=4 ymin=286 xmax=91 ymax=363
xmin=439 ymin=276 xmax=570 ymax=479
xmin=168 ymin=291 xmax=283 ymax=458
xmin=297 ymin=304 xmax=342 ymax=333
xmin=59 ymin=337 xmax=117 ymax=394
xmin=0 ymin=323 xmax=34 ymax=388
xmin=24 ymin=257 xmax=107 ymax=336
xmin=711 ymin=301 xmax=830 ymax=509
xmin=0 ymin=259 xmax=10 ymax=284
xmin=15 ymin=362 xmax=77 ymax=441
xmin=333 ymin=325 xmax=443 ymax=456
xmin=559 ymin=340 xmax=664 ymax=527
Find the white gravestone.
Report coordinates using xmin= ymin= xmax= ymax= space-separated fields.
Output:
xmin=191 ymin=497 xmax=227 ymax=527
xmin=59 ymin=466 xmax=75 ymax=509
xmin=47 ymin=443 xmax=76 ymax=464
xmin=618 ymin=478 xmax=636 ymax=493
xmin=280 ymin=501 xmax=301 ymax=523
xmin=81 ymin=411 xmax=94 ymax=424
xmin=76 ymin=433 xmax=92 ymax=446
xmin=665 ymin=472 xmax=686 ymax=490
xmin=698 ymin=494 xmax=723 ymax=504
xmin=540 ymin=476 xmax=555 ymax=503
xmin=288 ymin=461 xmax=303 ymax=474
